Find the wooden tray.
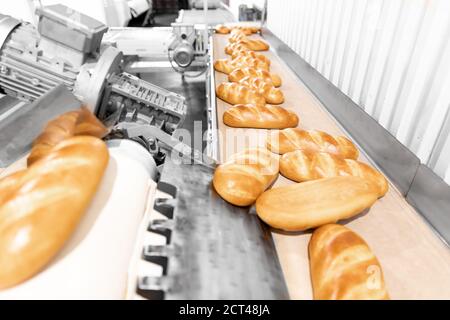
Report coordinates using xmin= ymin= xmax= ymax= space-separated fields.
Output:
xmin=212 ymin=32 xmax=450 ymax=299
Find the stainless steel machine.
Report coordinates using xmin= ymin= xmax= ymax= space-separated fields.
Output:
xmin=0 ymin=4 xmax=187 ymax=135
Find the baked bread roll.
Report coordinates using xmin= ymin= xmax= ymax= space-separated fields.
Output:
xmin=0 ymin=136 xmax=109 ymax=289
xmin=229 ymin=32 xmax=247 ymax=43
xmin=28 ymin=107 xmax=108 ymax=166
xmin=214 ymin=56 xmax=269 ymax=75
xmin=255 ymin=176 xmax=378 ymax=231
xmin=213 ymin=148 xmax=279 ymax=206
xmin=239 ymin=76 xmax=284 ymax=104
xmin=225 ymin=42 xmax=251 ymax=56
xmin=223 ymin=104 xmax=299 ymax=129
xmin=309 ymin=224 xmax=389 ymax=300
xmin=214 ymin=59 xmax=235 ymax=74
xmin=229 ymin=67 xmax=282 ymax=87
xmin=231 ymin=50 xmax=271 ymax=66
xmin=236 ymin=39 xmax=270 ymax=51
xmin=216 ymin=82 xmax=266 ymax=107
xmin=232 ymin=26 xmax=259 ymax=35
xmin=225 ymin=39 xmax=270 ymax=54
xmin=231 ymin=55 xmax=270 ymax=71
xmin=215 ymin=24 xmax=231 ymax=34
xmin=266 ymin=128 xmax=359 ymax=159
xmin=280 ymin=150 xmax=388 ymax=197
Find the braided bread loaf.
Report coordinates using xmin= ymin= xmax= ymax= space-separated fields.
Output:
xmin=232 ymin=26 xmax=259 ymax=35
xmin=255 ymin=176 xmax=379 ymax=231
xmin=213 ymin=148 xmax=279 ymax=206
xmin=309 ymin=224 xmax=390 ymax=300
xmin=225 ymin=42 xmax=251 ymax=56
xmin=229 ymin=32 xmax=247 ymax=43
xmin=225 ymin=39 xmax=270 ymax=54
xmin=216 ymin=82 xmax=266 ymax=107
xmin=239 ymin=76 xmax=284 ymax=104
xmin=214 ymin=56 xmax=269 ymax=75
xmin=0 ymin=136 xmax=109 ymax=289
xmin=223 ymin=104 xmax=299 ymax=129
xmin=231 ymin=55 xmax=270 ymax=71
xmin=28 ymin=107 xmax=107 ymax=166
xmin=236 ymin=39 xmax=270 ymax=51
xmin=231 ymin=50 xmax=271 ymax=66
xmin=215 ymin=24 xmax=231 ymax=34
xmin=266 ymin=128 xmax=359 ymax=159
xmin=280 ymin=150 xmax=388 ymax=197
xmin=229 ymin=67 xmax=282 ymax=87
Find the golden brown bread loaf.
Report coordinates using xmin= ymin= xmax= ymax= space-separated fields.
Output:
xmin=236 ymin=39 xmax=270 ymax=51
xmin=216 ymin=82 xmax=266 ymax=107
xmin=229 ymin=67 xmax=282 ymax=87
xmin=229 ymin=31 xmax=247 ymax=43
xmin=215 ymin=24 xmax=231 ymax=34
xmin=225 ymin=39 xmax=270 ymax=54
xmin=280 ymin=150 xmax=388 ymax=197
xmin=255 ymin=176 xmax=379 ymax=231
xmin=233 ymin=26 xmax=259 ymax=35
xmin=231 ymin=50 xmax=271 ymax=66
xmin=231 ymin=55 xmax=270 ymax=71
xmin=214 ymin=56 xmax=269 ymax=75
xmin=213 ymin=148 xmax=279 ymax=206
xmin=214 ymin=25 xmax=259 ymax=36
xmin=266 ymin=128 xmax=359 ymax=159
xmin=0 ymin=136 xmax=109 ymax=289
xmin=213 ymin=59 xmax=235 ymax=74
xmin=239 ymin=76 xmax=284 ymax=104
xmin=309 ymin=224 xmax=389 ymax=300
xmin=225 ymin=42 xmax=251 ymax=56
xmin=223 ymin=104 xmax=299 ymax=129
xmin=28 ymin=107 xmax=108 ymax=166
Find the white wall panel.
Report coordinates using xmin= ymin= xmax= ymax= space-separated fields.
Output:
xmin=267 ymin=0 xmax=450 ymax=185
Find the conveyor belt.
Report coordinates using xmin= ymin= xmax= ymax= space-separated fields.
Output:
xmin=211 ymin=32 xmax=450 ymax=299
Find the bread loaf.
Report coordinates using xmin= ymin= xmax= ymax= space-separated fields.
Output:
xmin=225 ymin=39 xmax=270 ymax=54
xmin=213 ymin=148 xmax=279 ymax=206
xmin=229 ymin=67 xmax=282 ymax=87
xmin=214 ymin=59 xmax=235 ymax=74
xmin=239 ymin=76 xmax=284 ymax=104
xmin=233 ymin=26 xmax=259 ymax=35
xmin=266 ymin=128 xmax=359 ymax=159
xmin=255 ymin=176 xmax=378 ymax=231
xmin=309 ymin=224 xmax=389 ymax=300
xmin=223 ymin=104 xmax=299 ymax=129
xmin=280 ymin=150 xmax=388 ymax=197
xmin=215 ymin=24 xmax=231 ymax=34
xmin=231 ymin=50 xmax=271 ymax=66
xmin=28 ymin=107 xmax=107 ymax=166
xmin=216 ymin=82 xmax=266 ymax=107
xmin=225 ymin=42 xmax=251 ymax=56
xmin=0 ymin=136 xmax=109 ymax=289
xmin=229 ymin=32 xmax=247 ymax=43
xmin=231 ymin=55 xmax=270 ymax=71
